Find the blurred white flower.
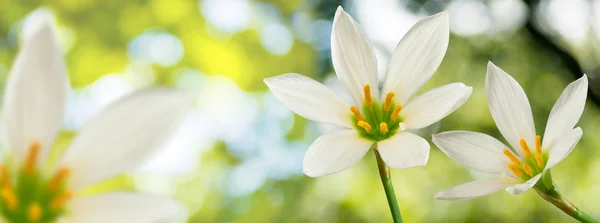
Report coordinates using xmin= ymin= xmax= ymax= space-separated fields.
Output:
xmin=265 ymin=7 xmax=471 ymax=177
xmin=0 ymin=17 xmax=189 ymax=222
xmin=434 ymin=62 xmax=587 ymax=200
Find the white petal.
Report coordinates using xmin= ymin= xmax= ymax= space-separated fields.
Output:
xmin=2 ymin=18 xmax=68 ymax=166
xmin=60 ymin=89 xmax=190 ymax=190
xmin=545 ymin=127 xmax=582 ymax=170
xmin=382 ymin=11 xmax=449 ymax=104
xmin=486 ymin=62 xmax=536 ymax=157
xmin=401 ymin=83 xmax=472 ymax=129
xmin=432 ymin=131 xmax=509 ymax=174
xmin=542 ymin=75 xmax=588 ymax=149
xmin=331 ymin=6 xmax=379 ymax=104
xmin=434 ymin=176 xmax=519 ymax=200
xmin=303 ymin=130 xmax=372 ymax=177
xmin=264 ymin=73 xmax=353 ymax=128
xmin=63 ymin=192 xmax=187 ymax=223
xmin=377 ymin=132 xmax=429 ymax=169
xmin=506 ymin=174 xmax=542 ymax=195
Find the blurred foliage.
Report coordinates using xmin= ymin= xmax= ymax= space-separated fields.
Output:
xmin=1 ymin=0 xmax=599 ymax=223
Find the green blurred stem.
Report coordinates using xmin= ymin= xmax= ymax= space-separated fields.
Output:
xmin=374 ymin=145 xmax=403 ymax=223
xmin=536 ymin=181 xmax=599 ymax=223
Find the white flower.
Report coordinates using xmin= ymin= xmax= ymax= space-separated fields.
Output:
xmin=0 ymin=18 xmax=190 ymax=222
xmin=264 ymin=7 xmax=472 ymax=177
xmin=433 ymin=62 xmax=588 ymax=200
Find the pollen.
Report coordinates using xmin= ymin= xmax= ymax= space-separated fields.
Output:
xmin=535 ymin=153 xmax=544 ymax=168
xmin=25 ymin=141 xmax=41 ymax=174
xmin=390 ymin=105 xmax=402 ymax=121
xmin=535 ymin=135 xmax=543 ymax=168
xmin=48 ymin=167 xmax=70 ymax=191
xmin=519 ymin=139 xmax=532 ymax=158
xmin=522 ymin=163 xmax=534 ymax=177
xmin=502 ymin=149 xmax=520 ymax=165
xmin=363 ymin=85 xmax=372 ymax=106
xmin=350 ymin=106 xmax=365 ymax=121
xmin=51 ymin=191 xmax=72 ymax=210
xmin=507 ymin=164 xmax=524 ymax=178
xmin=1 ymin=186 xmax=17 ymax=210
xmin=357 ymin=121 xmax=372 ymax=132
xmin=535 ymin=135 xmax=542 ymax=154
xmin=0 ymin=165 xmax=10 ymax=187
xmin=379 ymin=122 xmax=388 ymax=134
xmin=27 ymin=203 xmax=41 ymax=222
xmin=384 ymin=92 xmax=394 ymax=111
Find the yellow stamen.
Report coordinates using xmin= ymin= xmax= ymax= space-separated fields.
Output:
xmin=51 ymin=191 xmax=73 ymax=210
xmin=363 ymin=85 xmax=372 ymax=106
xmin=350 ymin=106 xmax=365 ymax=121
xmin=48 ymin=167 xmax=70 ymax=191
xmin=384 ymin=92 xmax=395 ymax=111
xmin=379 ymin=122 xmax=388 ymax=134
xmin=1 ymin=186 xmax=17 ymax=210
xmin=519 ymin=139 xmax=532 ymax=158
xmin=502 ymin=149 xmax=520 ymax=165
xmin=522 ymin=163 xmax=534 ymax=177
xmin=390 ymin=105 xmax=402 ymax=121
xmin=535 ymin=153 xmax=544 ymax=168
xmin=535 ymin=135 xmax=542 ymax=154
xmin=0 ymin=165 xmax=10 ymax=187
xmin=26 ymin=141 xmax=41 ymax=174
xmin=357 ymin=121 xmax=372 ymax=132
xmin=27 ymin=203 xmax=41 ymax=222
xmin=507 ymin=164 xmax=524 ymax=178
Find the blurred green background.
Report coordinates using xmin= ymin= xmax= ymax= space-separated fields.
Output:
xmin=1 ymin=0 xmax=600 ymax=222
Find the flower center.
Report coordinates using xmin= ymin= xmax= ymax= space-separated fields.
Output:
xmin=1 ymin=142 xmax=72 ymax=223
xmin=350 ymin=85 xmax=404 ymax=141
xmin=503 ymin=135 xmax=547 ymax=180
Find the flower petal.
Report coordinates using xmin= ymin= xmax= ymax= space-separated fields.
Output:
xmin=2 ymin=18 xmax=68 ymax=166
xmin=382 ymin=11 xmax=449 ymax=104
xmin=401 ymin=83 xmax=472 ymax=129
xmin=506 ymin=174 xmax=542 ymax=195
xmin=331 ymin=6 xmax=379 ymax=104
xmin=545 ymin=127 xmax=582 ymax=170
xmin=303 ymin=130 xmax=372 ymax=177
xmin=63 ymin=192 xmax=187 ymax=223
xmin=486 ymin=62 xmax=536 ymax=157
xmin=542 ymin=75 xmax=588 ymax=149
xmin=377 ymin=131 xmax=429 ymax=169
xmin=264 ymin=73 xmax=353 ymax=128
xmin=432 ymin=131 xmax=509 ymax=174
xmin=60 ymin=89 xmax=190 ymax=190
xmin=434 ymin=176 xmax=519 ymax=200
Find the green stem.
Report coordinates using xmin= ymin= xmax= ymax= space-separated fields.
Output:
xmin=374 ymin=146 xmax=403 ymax=223
xmin=536 ymin=184 xmax=599 ymax=223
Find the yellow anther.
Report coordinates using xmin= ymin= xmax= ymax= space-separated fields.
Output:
xmin=357 ymin=121 xmax=372 ymax=132
xmin=384 ymin=92 xmax=395 ymax=111
xmin=28 ymin=203 xmax=42 ymax=222
xmin=522 ymin=163 xmax=534 ymax=177
xmin=350 ymin=106 xmax=365 ymax=121
xmin=363 ymin=85 xmax=372 ymax=106
xmin=507 ymin=164 xmax=524 ymax=178
xmin=51 ymin=191 xmax=73 ymax=210
xmin=502 ymin=149 xmax=520 ymax=165
xmin=1 ymin=186 xmax=17 ymax=210
xmin=390 ymin=105 xmax=402 ymax=121
xmin=535 ymin=153 xmax=544 ymax=168
xmin=26 ymin=141 xmax=41 ymax=174
xmin=535 ymin=135 xmax=542 ymax=154
xmin=48 ymin=167 xmax=71 ymax=191
xmin=0 ymin=165 xmax=10 ymax=187
xmin=379 ymin=122 xmax=389 ymax=134
xmin=519 ymin=139 xmax=532 ymax=158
